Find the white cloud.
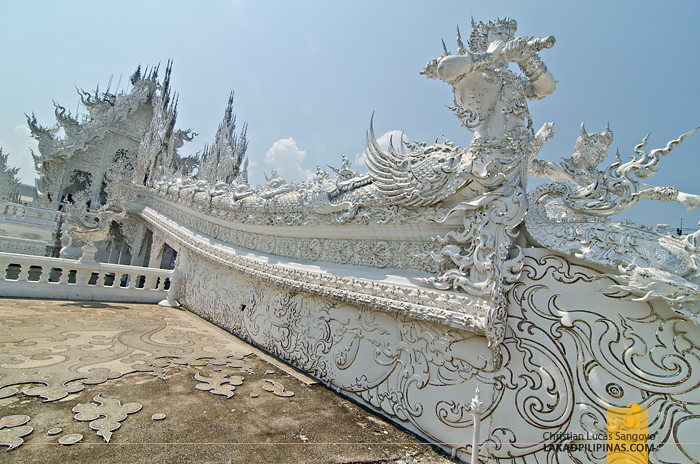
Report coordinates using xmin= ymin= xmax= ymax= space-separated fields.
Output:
xmin=263 ymin=137 xmax=313 ymax=183
xmin=14 ymin=125 xmax=31 ymax=138
xmin=354 ymin=150 xmax=368 ymax=169
xmin=354 ymin=130 xmax=408 ymax=170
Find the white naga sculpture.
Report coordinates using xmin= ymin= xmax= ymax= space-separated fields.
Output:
xmin=368 ymin=18 xmax=558 ymax=345
xmin=526 ymin=124 xmax=700 ymax=322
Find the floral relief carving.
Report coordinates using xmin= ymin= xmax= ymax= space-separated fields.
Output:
xmin=140 ymin=206 xmax=486 ymax=332
xmin=479 ymin=251 xmax=700 ymax=461
xmin=180 ymin=253 xmax=494 ymax=445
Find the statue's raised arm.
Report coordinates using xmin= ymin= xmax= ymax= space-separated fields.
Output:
xmin=422 ymin=18 xmax=556 ymax=138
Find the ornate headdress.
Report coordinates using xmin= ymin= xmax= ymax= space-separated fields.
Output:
xmin=574 ymin=123 xmax=614 ymax=153
xmin=572 ymin=123 xmax=614 ymax=165
xmin=469 ymin=17 xmax=518 ymax=53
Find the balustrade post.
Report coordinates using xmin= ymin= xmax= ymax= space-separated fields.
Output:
xmin=79 ymin=244 xmax=98 ymax=263
xmin=17 ymin=264 xmax=29 ymax=282
xmin=38 ymin=266 xmax=50 ymax=283
xmin=158 ymin=267 xmax=181 ymax=307
xmin=59 ymin=268 xmax=70 ymax=284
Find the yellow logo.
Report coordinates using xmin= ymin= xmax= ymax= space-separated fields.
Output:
xmin=607 ymin=402 xmax=650 ymax=462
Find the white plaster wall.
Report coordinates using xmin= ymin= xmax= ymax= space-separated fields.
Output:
xmin=179 ymin=247 xmax=699 ymax=463
xmin=180 ymin=251 xmax=495 ymax=456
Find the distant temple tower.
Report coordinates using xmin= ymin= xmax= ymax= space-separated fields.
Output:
xmin=27 ymin=62 xmax=192 ymax=211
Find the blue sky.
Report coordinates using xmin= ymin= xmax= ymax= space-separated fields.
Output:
xmin=1 ymin=1 xmax=698 ymax=230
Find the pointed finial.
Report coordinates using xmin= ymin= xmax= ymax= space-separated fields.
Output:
xmin=442 ymin=39 xmax=450 ymax=56
xmin=603 ymin=122 xmax=614 ymax=143
xmin=457 ymin=25 xmax=466 ymax=54
xmin=470 ymin=384 xmax=485 ymax=414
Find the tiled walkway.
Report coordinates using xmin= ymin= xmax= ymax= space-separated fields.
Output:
xmin=0 ymin=299 xmax=452 ymax=463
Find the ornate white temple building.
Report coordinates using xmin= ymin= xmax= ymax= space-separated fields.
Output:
xmin=1 ymin=18 xmax=698 ymax=463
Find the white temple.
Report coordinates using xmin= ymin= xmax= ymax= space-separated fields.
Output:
xmin=0 ymin=17 xmax=698 ymax=463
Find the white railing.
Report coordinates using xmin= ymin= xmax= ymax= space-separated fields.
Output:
xmin=0 ymin=199 xmax=61 ymax=224
xmin=0 ymin=251 xmax=174 ymax=304
xmin=0 ymin=200 xmax=60 ymax=256
xmin=0 ymin=235 xmax=49 ymax=255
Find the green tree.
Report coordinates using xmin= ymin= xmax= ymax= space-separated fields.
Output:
xmin=0 ymin=148 xmax=21 ymax=202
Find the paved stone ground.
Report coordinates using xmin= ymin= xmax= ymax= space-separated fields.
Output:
xmin=0 ymin=299 xmax=455 ymax=463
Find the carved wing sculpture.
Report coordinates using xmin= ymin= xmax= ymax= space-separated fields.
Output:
xmin=365 ymin=115 xmax=465 ymax=207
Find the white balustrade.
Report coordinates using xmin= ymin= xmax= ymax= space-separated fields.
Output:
xmin=0 ymin=235 xmax=49 ymax=255
xmin=0 ymin=200 xmax=60 ymax=256
xmin=0 ymin=251 xmax=175 ymax=304
xmin=0 ymin=199 xmax=61 ymax=224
